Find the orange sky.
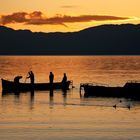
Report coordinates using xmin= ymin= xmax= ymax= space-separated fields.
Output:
xmin=0 ymin=0 xmax=140 ymax=32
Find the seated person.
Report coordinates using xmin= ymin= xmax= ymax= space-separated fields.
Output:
xmin=14 ymin=76 xmax=22 ymax=83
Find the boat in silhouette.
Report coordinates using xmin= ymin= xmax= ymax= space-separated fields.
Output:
xmin=80 ymin=81 xmax=140 ymax=100
xmin=1 ymin=78 xmax=72 ymax=93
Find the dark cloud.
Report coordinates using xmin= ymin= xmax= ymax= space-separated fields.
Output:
xmin=29 ymin=11 xmax=43 ymax=19
xmin=0 ymin=11 xmax=131 ymax=27
xmin=1 ymin=12 xmax=28 ymax=25
xmin=0 ymin=11 xmax=44 ymax=25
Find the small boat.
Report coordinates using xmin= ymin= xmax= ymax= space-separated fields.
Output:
xmin=80 ymin=81 xmax=140 ymax=100
xmin=1 ymin=78 xmax=72 ymax=93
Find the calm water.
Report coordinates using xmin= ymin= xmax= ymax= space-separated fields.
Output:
xmin=0 ymin=56 xmax=140 ymax=140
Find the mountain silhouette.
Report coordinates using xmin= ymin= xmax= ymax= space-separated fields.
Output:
xmin=0 ymin=24 xmax=140 ymax=55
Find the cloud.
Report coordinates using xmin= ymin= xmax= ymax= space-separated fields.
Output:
xmin=1 ymin=12 xmax=28 ymax=25
xmin=60 ymin=5 xmax=78 ymax=8
xmin=0 ymin=11 xmax=44 ymax=25
xmin=0 ymin=11 xmax=133 ymax=27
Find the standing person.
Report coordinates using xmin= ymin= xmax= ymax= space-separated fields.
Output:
xmin=27 ymin=71 xmax=34 ymax=85
xmin=49 ymin=72 xmax=54 ymax=84
xmin=61 ymin=73 xmax=68 ymax=91
xmin=62 ymin=73 xmax=67 ymax=83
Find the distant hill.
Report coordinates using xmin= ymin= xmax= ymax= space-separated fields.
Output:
xmin=0 ymin=24 xmax=140 ymax=55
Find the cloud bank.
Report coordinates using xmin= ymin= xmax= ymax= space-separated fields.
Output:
xmin=0 ymin=11 xmax=132 ymax=27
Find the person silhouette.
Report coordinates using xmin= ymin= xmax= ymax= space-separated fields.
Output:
xmin=14 ymin=76 xmax=22 ymax=84
xmin=14 ymin=75 xmax=22 ymax=94
xmin=27 ymin=71 xmax=34 ymax=85
xmin=49 ymin=72 xmax=54 ymax=84
xmin=62 ymin=73 xmax=67 ymax=83
xmin=61 ymin=73 xmax=68 ymax=90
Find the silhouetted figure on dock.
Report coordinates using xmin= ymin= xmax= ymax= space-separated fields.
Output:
xmin=27 ymin=71 xmax=34 ymax=85
xmin=62 ymin=73 xmax=67 ymax=84
xmin=49 ymin=72 xmax=54 ymax=84
xmin=14 ymin=76 xmax=22 ymax=84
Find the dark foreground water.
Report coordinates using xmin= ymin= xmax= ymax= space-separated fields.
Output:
xmin=0 ymin=56 xmax=140 ymax=140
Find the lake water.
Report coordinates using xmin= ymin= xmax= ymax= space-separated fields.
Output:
xmin=0 ymin=56 xmax=140 ymax=140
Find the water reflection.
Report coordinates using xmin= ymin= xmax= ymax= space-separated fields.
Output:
xmin=49 ymin=89 xmax=68 ymax=108
xmin=2 ymin=92 xmax=20 ymax=99
xmin=62 ymin=89 xmax=67 ymax=106
xmin=80 ymin=95 xmax=140 ymax=110
xmin=1 ymin=90 xmax=35 ymax=110
xmin=49 ymin=89 xmax=54 ymax=108
xmin=30 ymin=90 xmax=35 ymax=110
xmin=2 ymin=88 xmax=140 ymax=110
xmin=1 ymin=89 xmax=69 ymax=108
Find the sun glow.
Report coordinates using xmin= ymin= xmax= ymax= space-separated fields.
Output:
xmin=0 ymin=0 xmax=140 ymax=32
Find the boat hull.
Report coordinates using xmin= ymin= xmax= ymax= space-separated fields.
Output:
xmin=81 ymin=83 xmax=140 ymax=100
xmin=1 ymin=79 xmax=71 ymax=93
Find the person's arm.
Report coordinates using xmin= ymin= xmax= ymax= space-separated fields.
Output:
xmin=26 ymin=72 xmax=30 ymax=78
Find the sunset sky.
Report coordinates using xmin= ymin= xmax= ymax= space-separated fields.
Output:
xmin=0 ymin=0 xmax=140 ymax=32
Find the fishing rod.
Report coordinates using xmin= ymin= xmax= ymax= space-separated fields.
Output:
xmin=24 ymin=67 xmax=32 ymax=83
xmin=24 ymin=72 xmax=28 ymax=83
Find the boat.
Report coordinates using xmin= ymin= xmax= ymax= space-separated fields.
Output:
xmin=80 ymin=81 xmax=140 ymax=100
xmin=1 ymin=78 xmax=72 ymax=93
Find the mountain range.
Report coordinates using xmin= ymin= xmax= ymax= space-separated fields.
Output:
xmin=0 ymin=24 xmax=140 ymax=55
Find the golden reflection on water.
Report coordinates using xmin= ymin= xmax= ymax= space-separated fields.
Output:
xmin=0 ymin=56 xmax=140 ymax=140
xmin=0 ymin=56 xmax=140 ymax=86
